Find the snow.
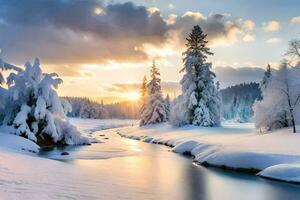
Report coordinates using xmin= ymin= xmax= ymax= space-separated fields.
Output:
xmin=253 ymin=62 xmax=300 ymax=132
xmin=170 ymin=25 xmax=221 ymax=127
xmin=3 ymin=58 xmax=88 ymax=145
xmin=140 ymin=61 xmax=168 ymax=126
xmin=258 ymin=164 xmax=300 ymax=183
xmin=0 ymin=126 xmax=39 ymax=154
xmin=70 ymin=118 xmax=138 ymax=133
xmin=0 ymin=118 xmax=139 ymax=199
xmin=117 ymin=122 xmax=300 ymax=183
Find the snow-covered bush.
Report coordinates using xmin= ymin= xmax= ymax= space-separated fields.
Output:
xmin=2 ymin=58 xmax=89 ymax=146
xmin=140 ymin=61 xmax=168 ymax=126
xmin=170 ymin=25 xmax=221 ymax=127
xmin=253 ymin=61 xmax=300 ymax=133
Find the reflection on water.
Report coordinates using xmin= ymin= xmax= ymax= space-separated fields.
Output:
xmin=40 ymin=131 xmax=300 ymax=200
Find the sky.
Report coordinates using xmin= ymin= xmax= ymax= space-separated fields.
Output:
xmin=0 ymin=0 xmax=300 ymax=103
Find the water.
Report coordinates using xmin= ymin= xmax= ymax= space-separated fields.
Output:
xmin=40 ymin=130 xmax=300 ymax=200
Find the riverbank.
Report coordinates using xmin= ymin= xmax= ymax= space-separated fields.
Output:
xmin=1 ymin=118 xmax=300 ymax=199
xmin=0 ymin=118 xmax=139 ymax=199
xmin=116 ymin=122 xmax=300 ymax=184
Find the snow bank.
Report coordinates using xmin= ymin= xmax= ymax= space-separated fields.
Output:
xmin=258 ymin=164 xmax=300 ymax=183
xmin=118 ymin=122 xmax=300 ymax=183
xmin=172 ymin=141 xmax=199 ymax=154
xmin=0 ymin=118 xmax=137 ymax=156
xmin=0 ymin=126 xmax=39 ymax=154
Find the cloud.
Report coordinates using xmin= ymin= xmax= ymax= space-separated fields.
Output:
xmin=168 ymin=4 xmax=175 ymax=9
xmin=0 ymin=0 xmax=256 ymax=75
xmin=290 ymin=16 xmax=300 ymax=24
xmin=263 ymin=20 xmax=281 ymax=32
xmin=243 ymin=33 xmax=255 ymax=42
xmin=0 ymin=1 xmax=168 ymax=65
xmin=102 ymin=81 xmax=180 ymax=95
xmin=266 ymin=37 xmax=281 ymax=44
xmin=171 ymin=12 xmax=255 ymax=47
xmin=166 ymin=14 xmax=178 ymax=25
xmin=243 ymin=20 xmax=255 ymax=31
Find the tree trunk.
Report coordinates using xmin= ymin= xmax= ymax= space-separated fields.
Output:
xmin=291 ymin=111 xmax=297 ymax=133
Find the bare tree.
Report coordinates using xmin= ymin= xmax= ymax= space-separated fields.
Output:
xmin=286 ymin=39 xmax=300 ymax=60
xmin=278 ymin=61 xmax=300 ymax=133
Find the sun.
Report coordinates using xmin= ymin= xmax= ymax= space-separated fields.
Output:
xmin=126 ymin=92 xmax=140 ymax=101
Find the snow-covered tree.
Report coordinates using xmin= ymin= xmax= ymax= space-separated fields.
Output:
xmin=0 ymin=57 xmax=22 ymax=85
xmin=164 ymin=94 xmax=171 ymax=120
xmin=253 ymin=60 xmax=300 ymax=133
xmin=0 ymin=55 xmax=22 ymax=122
xmin=139 ymin=76 xmax=148 ymax=118
xmin=170 ymin=25 xmax=221 ymax=127
xmin=2 ymin=58 xmax=89 ymax=146
xmin=140 ymin=61 xmax=167 ymax=126
xmin=260 ymin=64 xmax=272 ymax=90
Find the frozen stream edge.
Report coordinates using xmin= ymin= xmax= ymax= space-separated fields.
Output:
xmin=116 ymin=128 xmax=300 ymax=185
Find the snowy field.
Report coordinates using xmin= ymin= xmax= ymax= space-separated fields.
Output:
xmin=2 ymin=118 xmax=300 ymax=199
xmin=0 ymin=118 xmax=138 ymax=199
xmin=117 ymin=122 xmax=300 ymax=183
xmin=69 ymin=118 xmax=138 ymax=133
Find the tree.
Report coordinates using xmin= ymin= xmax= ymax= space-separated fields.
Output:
xmin=286 ymin=39 xmax=300 ymax=60
xmin=0 ymin=57 xmax=22 ymax=85
xmin=139 ymin=76 xmax=148 ymax=119
xmin=253 ymin=60 xmax=300 ymax=133
xmin=164 ymin=94 xmax=171 ymax=120
xmin=170 ymin=25 xmax=221 ymax=127
xmin=140 ymin=61 xmax=167 ymax=126
xmin=216 ymin=81 xmax=220 ymax=91
xmin=260 ymin=64 xmax=272 ymax=90
xmin=221 ymin=82 xmax=261 ymax=122
xmin=2 ymin=58 xmax=89 ymax=146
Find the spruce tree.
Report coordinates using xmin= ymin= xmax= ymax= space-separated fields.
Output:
xmin=140 ymin=61 xmax=167 ymax=126
xmin=139 ymin=75 xmax=148 ymax=121
xmin=171 ymin=25 xmax=221 ymax=127
xmin=165 ymin=94 xmax=171 ymax=120
xmin=260 ymin=64 xmax=272 ymax=90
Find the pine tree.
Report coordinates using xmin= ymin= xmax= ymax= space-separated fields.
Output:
xmin=3 ymin=58 xmax=89 ymax=146
xmin=139 ymin=75 xmax=148 ymax=120
xmin=140 ymin=61 xmax=167 ymax=126
xmin=170 ymin=25 xmax=221 ymax=127
xmin=260 ymin=64 xmax=272 ymax=90
xmin=165 ymin=94 xmax=171 ymax=120
xmin=216 ymin=81 xmax=220 ymax=91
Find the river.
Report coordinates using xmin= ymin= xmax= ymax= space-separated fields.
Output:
xmin=39 ymin=129 xmax=300 ymax=200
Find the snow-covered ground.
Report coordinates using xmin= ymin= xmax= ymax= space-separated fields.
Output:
xmin=117 ymin=122 xmax=300 ymax=183
xmin=0 ymin=118 xmax=138 ymax=199
xmin=69 ymin=118 xmax=138 ymax=133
